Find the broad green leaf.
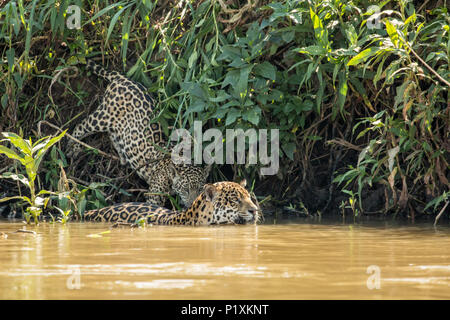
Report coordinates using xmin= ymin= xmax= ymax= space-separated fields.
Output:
xmin=222 ymin=69 xmax=240 ymax=89
xmin=0 ymin=145 xmax=24 ymax=162
xmin=373 ymin=55 xmax=387 ymax=85
xmin=0 ymin=195 xmax=32 ymax=205
xmin=310 ymin=7 xmax=328 ymax=46
xmin=2 ymin=132 xmax=32 ymax=154
xmin=13 ymin=72 xmax=23 ymax=90
xmin=237 ymin=65 xmax=254 ymax=100
xmin=336 ymin=71 xmax=348 ymax=118
xmin=27 ymin=206 xmax=42 ymax=216
xmin=357 ymin=145 xmax=370 ymax=167
xmin=282 ymin=142 xmax=296 ymax=161
xmin=2 ymin=172 xmax=29 ymax=187
xmin=217 ymin=46 xmax=241 ymax=62
xmin=243 ymin=108 xmax=261 ymax=125
xmin=37 ymin=189 xmax=58 ymax=196
xmin=181 ymin=82 xmax=207 ymax=100
xmin=254 ymin=61 xmax=276 ymax=80
xmin=349 ymin=77 xmax=375 ymax=111
xmin=282 ymin=30 xmax=295 ymax=43
xmin=33 ymin=129 xmax=68 ymax=153
xmin=385 ymin=19 xmax=399 ymax=48
xmin=31 ymin=141 xmax=49 ymax=154
xmin=188 ymin=51 xmax=198 ymax=69
xmin=332 ymin=62 xmax=341 ymax=87
xmin=424 ymin=192 xmax=448 ymax=211
xmin=229 ymin=57 xmax=247 ymax=68
xmin=187 ymin=101 xmax=206 ymax=113
xmin=1 ymin=94 xmax=7 ymax=109
xmin=67 ymin=56 xmax=79 ymax=65
xmin=296 ymin=45 xmax=326 ymax=56
xmin=226 ymin=108 xmax=241 ymax=126
xmin=25 ymin=164 xmax=37 ymax=184
xmin=404 ymin=13 xmax=416 ymax=28
xmin=347 ymin=47 xmax=379 ymax=66
xmin=299 ymin=61 xmax=318 ymax=89
xmin=6 ymin=48 xmax=15 ymax=71
xmin=344 ymin=24 xmax=358 ymax=47
xmin=209 ymin=91 xmax=231 ymax=103
xmin=33 ymin=130 xmax=67 ymax=170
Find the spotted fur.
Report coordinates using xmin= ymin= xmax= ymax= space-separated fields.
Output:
xmin=67 ymin=60 xmax=209 ymax=207
xmin=84 ymin=181 xmax=261 ymax=225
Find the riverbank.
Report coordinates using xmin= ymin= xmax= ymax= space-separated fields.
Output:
xmin=0 ymin=1 xmax=448 ymax=222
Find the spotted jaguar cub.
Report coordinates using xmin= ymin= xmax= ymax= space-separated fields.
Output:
xmin=67 ymin=60 xmax=209 ymax=207
xmin=84 ymin=181 xmax=261 ymax=225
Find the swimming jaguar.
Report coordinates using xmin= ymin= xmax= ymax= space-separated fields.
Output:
xmin=83 ymin=181 xmax=261 ymax=225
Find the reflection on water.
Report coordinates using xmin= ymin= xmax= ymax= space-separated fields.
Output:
xmin=0 ymin=219 xmax=449 ymax=299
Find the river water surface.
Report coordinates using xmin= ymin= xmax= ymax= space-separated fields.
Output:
xmin=0 ymin=219 xmax=449 ymax=299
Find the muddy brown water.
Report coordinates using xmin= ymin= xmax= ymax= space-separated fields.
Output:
xmin=0 ymin=218 xmax=449 ymax=300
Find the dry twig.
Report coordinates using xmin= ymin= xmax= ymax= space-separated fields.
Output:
xmin=434 ymin=200 xmax=449 ymax=227
xmin=37 ymin=120 xmax=120 ymax=161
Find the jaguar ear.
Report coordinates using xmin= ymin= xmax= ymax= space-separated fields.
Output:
xmin=239 ymin=179 xmax=247 ymax=188
xmin=204 ymin=184 xmax=217 ymax=202
xmin=168 ymin=162 xmax=180 ymax=180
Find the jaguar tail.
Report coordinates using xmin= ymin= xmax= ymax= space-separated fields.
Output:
xmin=86 ymin=59 xmax=120 ymax=82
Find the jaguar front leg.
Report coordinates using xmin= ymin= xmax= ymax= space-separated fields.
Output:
xmin=66 ymin=102 xmax=111 ymax=158
xmin=109 ymin=133 xmax=129 ymax=166
xmin=143 ymin=171 xmax=172 ymax=207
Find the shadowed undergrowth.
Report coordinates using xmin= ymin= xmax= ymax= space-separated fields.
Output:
xmin=0 ymin=0 xmax=448 ymax=222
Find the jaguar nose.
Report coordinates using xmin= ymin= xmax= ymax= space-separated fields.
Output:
xmin=247 ymin=203 xmax=260 ymax=218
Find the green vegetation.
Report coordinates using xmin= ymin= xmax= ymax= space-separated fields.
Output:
xmin=0 ymin=130 xmax=66 ymax=223
xmin=0 ymin=0 xmax=448 ymax=221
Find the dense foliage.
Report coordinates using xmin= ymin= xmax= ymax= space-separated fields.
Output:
xmin=0 ymin=0 xmax=448 ymax=221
